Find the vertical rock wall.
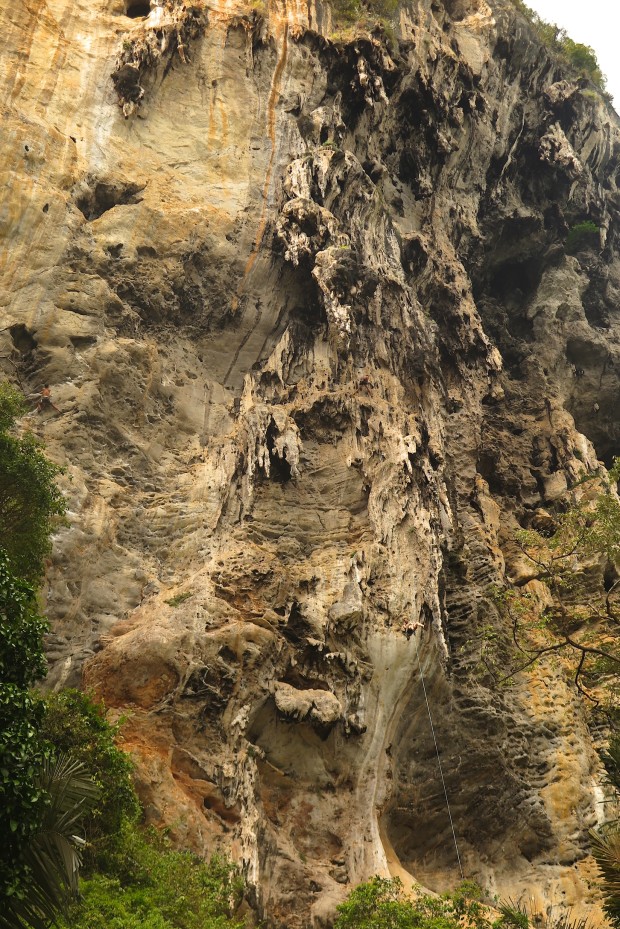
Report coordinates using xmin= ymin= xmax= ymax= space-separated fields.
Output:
xmin=2 ymin=0 xmax=620 ymax=924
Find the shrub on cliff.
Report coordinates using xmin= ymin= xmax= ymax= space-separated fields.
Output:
xmin=334 ymin=876 xmax=490 ymax=929
xmin=331 ymin=0 xmax=398 ymax=27
xmin=565 ymin=221 xmax=600 ymax=255
xmin=0 ymin=380 xmax=66 ymax=581
xmin=508 ymin=1 xmax=606 ymax=91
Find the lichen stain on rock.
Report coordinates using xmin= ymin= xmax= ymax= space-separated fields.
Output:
xmin=2 ymin=0 xmax=620 ymax=925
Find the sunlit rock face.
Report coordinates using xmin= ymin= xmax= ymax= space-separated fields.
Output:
xmin=2 ymin=0 xmax=620 ymax=924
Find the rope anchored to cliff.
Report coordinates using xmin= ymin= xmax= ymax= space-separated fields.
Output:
xmin=411 ymin=631 xmax=464 ymax=880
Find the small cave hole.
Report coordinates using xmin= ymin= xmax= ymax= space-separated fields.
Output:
xmin=218 ymin=645 xmax=237 ymax=664
xmin=265 ymin=419 xmax=292 ymax=483
xmin=76 ymin=179 xmax=144 ymax=221
xmin=282 ymin=601 xmax=312 ymax=645
xmin=42 ymin=203 xmax=49 ymax=213
xmin=125 ymin=0 xmax=151 ymax=17
xmin=9 ymin=324 xmax=36 ymax=355
xmin=70 ymin=335 xmax=97 ymax=350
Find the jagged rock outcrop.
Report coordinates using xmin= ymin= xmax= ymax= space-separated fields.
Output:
xmin=2 ymin=0 xmax=620 ymax=925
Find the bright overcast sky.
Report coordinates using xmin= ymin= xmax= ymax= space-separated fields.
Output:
xmin=525 ymin=0 xmax=619 ymax=111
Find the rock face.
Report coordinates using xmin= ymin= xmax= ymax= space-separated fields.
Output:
xmin=2 ymin=0 xmax=620 ymax=924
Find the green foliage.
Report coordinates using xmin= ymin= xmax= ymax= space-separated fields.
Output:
xmin=334 ymin=876 xmax=490 ymax=929
xmin=0 ymin=549 xmax=48 ymax=687
xmin=487 ymin=460 xmax=620 ymax=701
xmin=39 ymin=690 xmax=141 ymax=853
xmin=2 ymin=755 xmax=99 ymax=929
xmin=0 ymin=686 xmax=50 ymax=897
xmin=592 ymin=731 xmax=620 ymax=926
xmin=565 ymin=222 xmax=600 ymax=255
xmin=561 ymin=39 xmax=606 ymax=90
xmin=0 ymin=380 xmax=66 ymax=582
xmin=59 ymin=821 xmax=244 ymax=929
xmin=496 ymin=900 xmax=590 ymax=929
xmin=331 ymin=0 xmax=397 ymax=27
xmin=0 ymin=381 xmax=28 ymax=432
xmin=508 ymin=1 xmax=606 ymax=91
xmin=0 ymin=552 xmax=51 ymax=901
xmin=592 ymin=826 xmax=620 ymax=926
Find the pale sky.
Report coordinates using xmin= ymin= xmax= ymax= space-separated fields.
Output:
xmin=526 ymin=0 xmax=619 ymax=110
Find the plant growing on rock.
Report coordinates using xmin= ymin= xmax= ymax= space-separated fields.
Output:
xmin=0 ymin=380 xmax=66 ymax=582
xmin=508 ymin=1 xmax=606 ymax=90
xmin=490 ymin=461 xmax=620 ymax=703
xmin=591 ymin=732 xmax=620 ymax=926
xmin=330 ymin=0 xmax=398 ymax=28
xmin=565 ymin=221 xmax=600 ymax=255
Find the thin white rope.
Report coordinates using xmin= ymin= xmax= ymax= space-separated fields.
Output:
xmin=411 ymin=633 xmax=464 ymax=880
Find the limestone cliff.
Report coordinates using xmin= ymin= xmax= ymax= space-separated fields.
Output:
xmin=2 ymin=0 xmax=620 ymax=925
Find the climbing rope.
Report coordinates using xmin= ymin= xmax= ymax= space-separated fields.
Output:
xmin=411 ymin=633 xmax=465 ymax=881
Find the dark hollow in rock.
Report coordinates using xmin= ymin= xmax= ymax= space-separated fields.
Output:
xmin=9 ymin=323 xmax=37 ymax=355
xmin=75 ymin=179 xmax=145 ymax=221
xmin=125 ymin=0 xmax=151 ymax=18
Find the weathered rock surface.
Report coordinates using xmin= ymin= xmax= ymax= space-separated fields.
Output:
xmin=2 ymin=0 xmax=620 ymax=924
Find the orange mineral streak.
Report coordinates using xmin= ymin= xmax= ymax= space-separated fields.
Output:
xmin=231 ymin=17 xmax=289 ymax=311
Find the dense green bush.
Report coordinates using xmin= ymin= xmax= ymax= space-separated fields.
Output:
xmin=59 ymin=822 xmax=244 ymax=929
xmin=39 ymin=689 xmax=141 ymax=854
xmin=0 ymin=377 xmax=78 ymax=921
xmin=334 ymin=877 xmax=490 ymax=929
xmin=565 ymin=221 xmax=600 ymax=255
xmin=0 ymin=381 xmax=66 ymax=582
xmin=0 ymin=551 xmax=51 ymax=904
xmin=37 ymin=692 xmax=246 ymax=929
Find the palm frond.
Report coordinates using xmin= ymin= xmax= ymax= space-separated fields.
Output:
xmin=2 ymin=753 xmax=99 ymax=929
xmin=497 ymin=897 xmax=592 ymax=929
xmin=591 ymin=827 xmax=620 ymax=900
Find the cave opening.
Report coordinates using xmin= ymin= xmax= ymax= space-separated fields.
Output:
xmin=487 ymin=254 xmax=543 ymax=309
xmin=265 ymin=419 xmax=292 ymax=483
xmin=125 ymin=1 xmax=151 ymax=18
xmin=9 ymin=324 xmax=36 ymax=355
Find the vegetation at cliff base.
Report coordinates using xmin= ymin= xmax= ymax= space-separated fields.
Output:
xmin=335 ymin=877 xmax=595 ymax=929
xmin=0 ymin=380 xmax=75 ymax=926
xmin=60 ymin=827 xmax=244 ymax=929
xmin=334 ymin=877 xmax=492 ymax=929
xmin=0 ymin=378 xmax=247 ymax=928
